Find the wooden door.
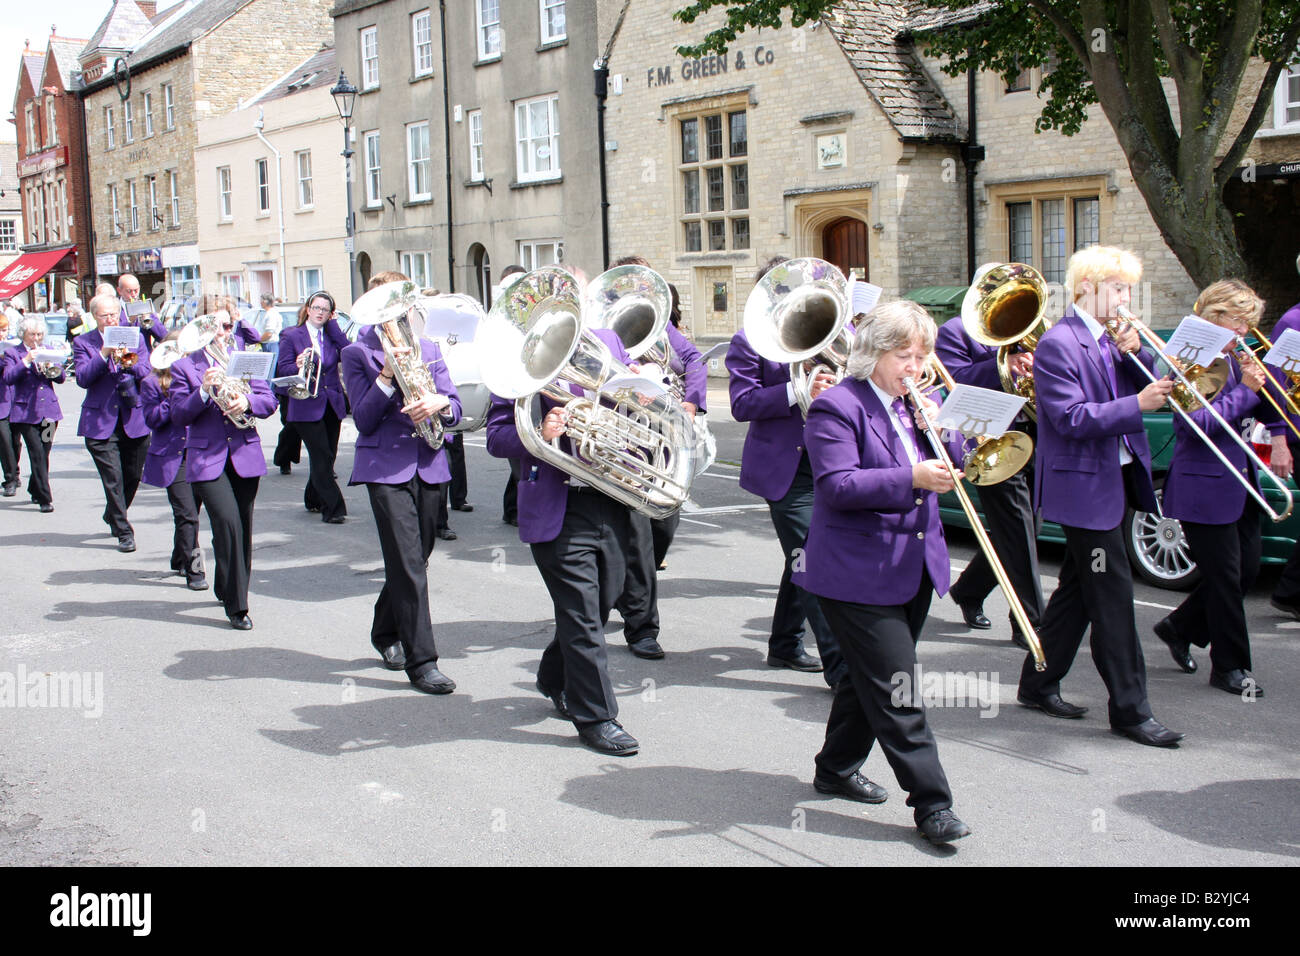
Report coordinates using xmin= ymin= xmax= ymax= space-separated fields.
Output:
xmin=823 ymin=217 xmax=869 ymax=281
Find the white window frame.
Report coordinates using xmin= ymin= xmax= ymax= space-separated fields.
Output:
xmin=412 ymin=9 xmax=433 ymax=77
xmin=360 ymin=26 xmax=379 ymax=90
xmin=143 ymin=91 xmax=154 ymax=136
xmin=364 ymin=130 xmax=382 ymax=207
xmin=406 ymin=121 xmax=431 ymax=201
xmin=168 ymin=169 xmax=180 ymax=226
xmin=517 ymin=239 xmax=561 ymax=271
xmin=105 ymin=107 xmax=115 ymax=149
xmin=399 ymin=251 xmax=432 ymax=288
xmin=163 ymin=84 xmax=175 ymax=130
xmin=515 ymin=94 xmax=560 ymax=183
xmin=1274 ymin=62 xmax=1300 ymax=131
xmin=123 ymin=99 xmax=134 ymax=143
xmin=0 ymin=219 xmax=16 ymax=253
xmin=45 ymin=97 xmax=57 ymax=147
xmin=295 ymin=150 xmax=314 ymax=208
xmin=255 ymin=157 xmax=271 ymax=215
xmin=109 ymin=184 xmax=122 ymax=236
xmin=220 ymin=273 xmax=243 ymax=300
xmin=539 ymin=0 xmax=566 ymax=44
xmin=25 ymin=104 xmax=37 ymax=153
xmin=128 ymin=180 xmax=139 ymax=233
xmin=295 ymin=267 xmax=323 ymax=302
xmin=217 ymin=166 xmax=233 ymax=221
xmin=477 ymin=0 xmax=501 ymax=61
xmin=468 ymin=109 xmax=484 ymax=181
xmin=147 ymin=175 xmax=159 ymax=230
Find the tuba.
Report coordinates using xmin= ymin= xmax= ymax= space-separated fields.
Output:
xmin=743 ymin=257 xmax=851 ymax=417
xmin=478 ymin=266 xmax=696 ymax=517
xmin=177 ymin=312 xmax=256 ymax=429
xmin=349 ymin=281 xmax=445 ymax=450
xmin=960 ymin=262 xmax=1050 ymax=420
xmin=419 ymin=292 xmax=491 ymax=432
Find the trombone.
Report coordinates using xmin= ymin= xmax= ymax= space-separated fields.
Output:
xmin=916 ymin=355 xmax=1034 ymax=486
xmin=1108 ymin=306 xmax=1293 ymax=522
xmin=902 ymin=373 xmax=1046 ymax=671
xmin=1232 ymin=326 xmax=1300 ymax=445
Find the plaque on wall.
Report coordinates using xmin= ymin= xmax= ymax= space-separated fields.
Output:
xmin=816 ymin=133 xmax=846 ymax=169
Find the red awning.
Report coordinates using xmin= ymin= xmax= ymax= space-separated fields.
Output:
xmin=0 ymin=246 xmax=76 ymax=300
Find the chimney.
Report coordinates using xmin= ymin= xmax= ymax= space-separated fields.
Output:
xmin=136 ymin=1 xmax=158 ymax=19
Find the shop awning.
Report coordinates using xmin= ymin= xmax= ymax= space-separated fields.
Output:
xmin=0 ymin=246 xmax=77 ymax=300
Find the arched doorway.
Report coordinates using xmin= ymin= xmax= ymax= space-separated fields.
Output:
xmin=822 ymin=217 xmax=869 ymax=281
xmin=468 ymin=243 xmax=491 ymax=307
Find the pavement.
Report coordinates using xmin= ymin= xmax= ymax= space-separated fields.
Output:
xmin=1 ymin=381 xmax=1297 ymax=866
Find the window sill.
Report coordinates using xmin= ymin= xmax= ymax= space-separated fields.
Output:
xmin=255 ymin=212 xmax=272 ymax=220
xmin=410 ymin=72 xmax=434 ymax=84
xmin=362 ymin=204 xmax=383 ymax=214
xmin=464 ymin=178 xmax=489 ymax=188
xmin=675 ymin=250 xmax=751 ymax=262
xmin=167 ymin=224 xmax=183 ymax=231
xmin=1255 ymin=125 xmax=1300 ymax=139
xmin=359 ymin=85 xmax=381 ymax=95
xmin=475 ymin=55 xmax=502 ymax=68
xmin=510 ymin=175 xmax=563 ymax=189
xmin=537 ymin=38 xmax=568 ymax=53
xmin=293 ymin=206 xmax=315 ymax=215
xmin=403 ymin=197 xmax=433 ymax=207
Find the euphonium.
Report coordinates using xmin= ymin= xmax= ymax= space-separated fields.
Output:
xmin=418 ymin=291 xmax=490 ymax=432
xmin=742 ymin=257 xmax=851 ymax=417
xmin=177 ymin=312 xmax=256 ymax=429
xmin=349 ymin=281 xmax=445 ymax=450
xmin=478 ymin=265 xmax=696 ymax=517
xmin=960 ymin=262 xmax=1050 ymax=420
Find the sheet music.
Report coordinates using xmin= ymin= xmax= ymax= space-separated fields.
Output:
xmin=102 ymin=325 xmax=141 ymax=350
xmin=1162 ymin=315 xmax=1234 ymax=370
xmin=226 ymin=351 xmax=273 ymax=380
xmin=933 ymin=384 xmax=1027 ymax=438
xmin=1263 ymin=328 xmax=1300 ymax=376
xmin=848 ymin=278 xmax=883 ymax=317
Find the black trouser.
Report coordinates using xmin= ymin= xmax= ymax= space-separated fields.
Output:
xmin=0 ymin=418 xmax=21 ymax=486
xmin=1168 ymin=508 xmax=1260 ymax=674
xmin=615 ymin=510 xmax=660 ymax=644
xmin=816 ymin=574 xmax=954 ymax=824
xmin=530 ymin=489 xmax=629 ymax=725
xmin=446 ymin=434 xmax=468 ymax=507
xmin=651 ymin=512 xmax=680 ymax=568
xmin=272 ymin=401 xmax=301 ymax=469
xmin=1018 ymin=520 xmax=1153 ymax=727
xmin=13 ymin=421 xmax=53 ymax=505
xmin=948 ymin=466 xmax=1045 ymax=639
xmin=1271 ymin=442 xmax=1300 ymax=607
xmin=296 ymin=407 xmax=346 ymax=520
xmin=503 ymin=458 xmax=520 ymax=522
xmin=166 ymin=454 xmax=203 ymax=583
xmin=366 ymin=477 xmax=443 ymax=678
xmin=765 ymin=453 xmax=845 ymax=685
xmin=191 ymin=461 xmax=259 ymax=617
xmin=85 ymin=423 xmax=150 ymax=538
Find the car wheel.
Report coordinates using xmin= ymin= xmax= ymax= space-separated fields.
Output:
xmin=1124 ymin=481 xmax=1201 ymax=591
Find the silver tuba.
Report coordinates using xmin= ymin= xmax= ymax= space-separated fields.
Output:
xmin=418 ymin=292 xmax=491 ymax=432
xmin=743 ymin=257 xmax=851 ymax=417
xmin=349 ymin=281 xmax=445 ymax=450
xmin=478 ymin=266 xmax=696 ymax=518
xmin=177 ymin=312 xmax=256 ymax=429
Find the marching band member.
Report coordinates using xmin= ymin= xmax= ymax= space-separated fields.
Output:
xmin=0 ymin=348 xmax=20 ymax=498
xmin=935 ymin=312 xmax=1044 ymax=648
xmin=74 ymin=293 xmax=153 ymax=552
xmin=271 ymin=302 xmax=306 ymax=477
xmin=277 ymin=290 xmax=350 ymax=524
xmin=1016 ymin=246 xmax=1184 ymax=747
xmin=794 ymin=300 xmax=970 ymax=844
xmin=140 ymin=330 xmax=207 ymax=592
xmin=726 ymin=257 xmax=844 ymax=685
xmin=1155 ymin=280 xmax=1274 ymax=696
xmin=116 ymin=273 xmax=168 ymax=348
xmin=340 ymin=294 xmax=461 ymax=695
xmin=1 ymin=315 xmax=63 ymax=512
xmin=168 ymin=297 xmax=277 ymax=629
xmin=486 ymin=323 xmax=643 ymax=755
xmin=1266 ymin=251 xmax=1300 ymax=618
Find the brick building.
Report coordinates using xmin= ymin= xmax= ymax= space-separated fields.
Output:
xmin=80 ymin=0 xmax=334 ymax=304
xmin=0 ymin=142 xmax=20 ymax=279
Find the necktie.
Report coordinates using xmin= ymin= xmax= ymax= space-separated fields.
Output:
xmin=891 ymin=397 xmax=921 ymax=463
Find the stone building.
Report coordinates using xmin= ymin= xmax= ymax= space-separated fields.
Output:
xmin=0 ymin=142 xmax=21 ymax=282
xmin=329 ymin=0 xmax=610 ymax=304
xmin=8 ymin=36 xmax=91 ymax=308
xmin=80 ymin=0 xmax=334 ymax=304
xmin=195 ymin=46 xmax=349 ymax=303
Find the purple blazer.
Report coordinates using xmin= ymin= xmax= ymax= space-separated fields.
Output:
xmin=935 ymin=315 xmax=1001 ymax=391
xmin=1161 ymin=359 xmax=1275 ymax=525
xmin=140 ymin=374 xmax=187 ymax=488
xmin=486 ymin=329 xmax=632 ymax=544
xmin=233 ymin=320 xmax=262 ymax=351
xmin=0 ymin=357 xmax=12 ymax=419
xmin=1033 ymin=307 xmax=1158 ymax=530
xmin=726 ymin=329 xmax=805 ymax=501
xmin=168 ymin=344 xmax=277 ymax=482
xmin=2 ymin=346 xmax=64 ymax=424
xmin=1270 ymin=301 xmax=1300 ymax=447
xmin=666 ymin=324 xmax=707 ymax=411
xmin=341 ymin=330 xmax=461 ymax=486
xmin=793 ymin=377 xmax=950 ymax=604
xmin=73 ymin=328 xmax=152 ymax=440
xmin=277 ymin=320 xmax=349 ymax=422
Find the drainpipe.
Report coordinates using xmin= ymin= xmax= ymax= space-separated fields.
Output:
xmin=253 ymin=108 xmax=286 ymax=297
xmin=962 ymin=54 xmax=983 ymax=282
xmin=594 ymin=58 xmax=611 ymax=270
xmin=440 ymin=0 xmax=455 ymax=291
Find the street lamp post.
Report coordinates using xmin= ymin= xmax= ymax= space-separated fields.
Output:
xmin=330 ymin=71 xmax=359 ymax=302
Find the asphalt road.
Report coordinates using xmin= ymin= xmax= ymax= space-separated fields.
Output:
xmin=1 ymin=382 xmax=1297 ymax=866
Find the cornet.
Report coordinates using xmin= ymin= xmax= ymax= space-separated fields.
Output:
xmin=287 ymin=347 xmax=321 ymax=400
xmin=177 ymin=312 xmax=256 ymax=429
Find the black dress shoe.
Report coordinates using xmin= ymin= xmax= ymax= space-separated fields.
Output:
xmin=1017 ymin=692 xmax=1088 ymax=718
xmin=1269 ymin=596 xmax=1300 ymax=621
xmin=410 ymin=667 xmax=456 ymax=695
xmin=767 ymin=650 xmax=823 ymax=672
xmin=279 ymin=464 xmax=292 ymax=475
xmin=452 ymin=502 xmax=474 ymax=512
xmin=1154 ymin=617 xmax=1196 ymax=673
xmin=1 ymin=483 xmax=16 ymax=497
xmin=628 ymin=637 xmax=665 ymax=660
xmin=814 ymin=771 xmax=888 ymax=804
xmin=186 ymin=577 xmax=209 ymax=591
xmin=577 ymin=720 xmax=639 ymax=756
xmin=117 ymin=535 xmax=136 ymax=553
xmin=437 ymin=528 xmax=457 ymax=541
xmin=956 ymin=598 xmax=991 ymax=629
xmin=228 ymin=613 xmax=253 ymax=630
xmin=39 ymin=503 xmax=54 ymax=513
xmin=1111 ymin=717 xmax=1184 ymax=747
xmin=918 ymin=808 xmax=971 ymax=844
xmin=536 ymin=679 xmax=572 ymax=719
xmin=379 ymin=642 xmax=407 ymax=671
xmin=1209 ymin=669 xmax=1263 ymax=698
xmin=503 ymin=516 xmax=519 ymax=527
xmin=306 ymin=504 xmax=321 ymax=513
xmin=323 ymin=515 xmax=346 ymax=524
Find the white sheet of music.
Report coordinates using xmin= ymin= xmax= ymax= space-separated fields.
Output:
xmin=225 ymin=351 xmax=273 ymax=380
xmin=102 ymin=325 xmax=142 ymax=350
xmin=1263 ymin=328 xmax=1300 ymax=375
xmin=1162 ymin=315 xmax=1234 ymax=369
xmin=933 ymin=384 xmax=1026 ymax=438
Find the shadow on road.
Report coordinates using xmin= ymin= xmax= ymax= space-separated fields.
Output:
xmin=1116 ymin=778 xmax=1300 ymax=859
